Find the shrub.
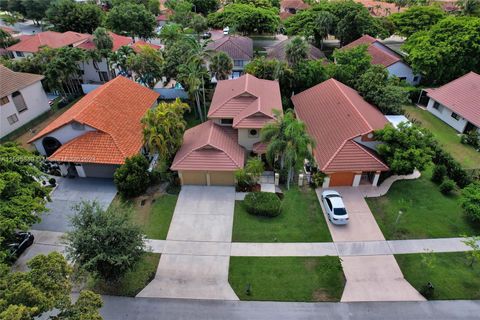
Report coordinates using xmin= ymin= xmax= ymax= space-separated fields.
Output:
xmin=460 ymin=130 xmax=480 ymax=149
xmin=432 ymin=147 xmax=472 ymax=188
xmin=461 ymin=182 xmax=480 ymax=222
xmin=48 ymin=177 xmax=57 ymax=187
xmin=244 ymin=192 xmax=281 ymax=217
xmin=439 ymin=179 xmax=455 ymax=195
xmin=311 ymin=171 xmax=326 ymax=188
xmin=431 ymin=165 xmax=446 ymax=184
xmin=114 ymin=155 xmax=151 ymax=198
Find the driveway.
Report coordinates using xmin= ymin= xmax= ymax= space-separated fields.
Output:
xmin=138 ymin=186 xmax=238 ymax=300
xmin=33 ymin=177 xmax=117 ymax=232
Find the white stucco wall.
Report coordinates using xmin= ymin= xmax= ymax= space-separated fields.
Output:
xmin=11 ymin=51 xmax=33 ymax=60
xmin=386 ymin=61 xmax=420 ymax=85
xmin=426 ymin=98 xmax=468 ymax=133
xmin=79 ymin=58 xmax=111 ymax=84
xmin=1 ymin=81 xmax=50 ymax=138
xmin=238 ymin=128 xmax=261 ymax=150
xmin=32 ymin=123 xmax=97 ymax=155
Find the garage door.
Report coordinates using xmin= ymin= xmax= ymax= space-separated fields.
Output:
xmin=329 ymin=172 xmax=355 ymax=186
xmin=181 ymin=171 xmax=207 ymax=185
xmin=209 ymin=171 xmax=235 ymax=186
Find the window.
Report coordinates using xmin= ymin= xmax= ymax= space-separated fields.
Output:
xmin=413 ymin=76 xmax=419 ymax=82
xmin=15 ymin=51 xmax=24 ymax=57
xmin=248 ymin=129 xmax=258 ymax=138
xmin=12 ymin=91 xmax=27 ymax=113
xmin=7 ymin=114 xmax=18 ymax=125
xmin=233 ymin=60 xmax=244 ymax=67
xmin=0 ymin=96 xmax=9 ymax=105
xmin=399 ymin=77 xmax=407 ymax=81
xmin=98 ymin=71 xmax=109 ymax=82
xmin=71 ymin=122 xmax=85 ymax=130
xmin=220 ymin=118 xmax=233 ymax=125
xmin=325 ymin=198 xmax=332 ymax=211
xmin=433 ymin=101 xmax=440 ymax=110
xmin=451 ymin=112 xmax=461 ymax=120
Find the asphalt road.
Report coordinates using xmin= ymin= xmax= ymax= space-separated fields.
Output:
xmin=100 ymin=296 xmax=480 ymax=320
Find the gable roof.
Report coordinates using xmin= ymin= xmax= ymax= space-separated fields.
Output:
xmin=206 ymin=35 xmax=253 ymax=60
xmin=343 ymin=35 xmax=402 ymax=67
xmin=171 ymin=120 xmax=245 ymax=171
xmin=29 ymin=76 xmax=159 ymax=164
xmin=292 ymin=78 xmax=388 ymax=172
xmin=426 ymin=72 xmax=480 ymax=127
xmin=281 ymin=0 xmax=310 ymax=10
xmin=0 ymin=65 xmax=44 ymax=97
xmin=323 ymin=140 xmax=389 ymax=172
xmin=267 ymin=38 xmax=326 ymax=61
xmin=6 ymin=31 xmax=90 ymax=53
xmin=208 ymin=74 xmax=282 ymax=128
xmin=76 ymin=32 xmax=132 ymax=51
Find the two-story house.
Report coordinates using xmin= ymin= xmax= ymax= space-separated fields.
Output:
xmin=171 ymin=74 xmax=282 ymax=185
xmin=206 ymin=35 xmax=253 ymax=80
xmin=0 ymin=66 xmax=50 ymax=139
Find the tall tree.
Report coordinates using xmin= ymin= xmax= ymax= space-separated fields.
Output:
xmin=93 ymin=27 xmax=114 ymax=80
xmin=178 ymin=59 xmax=209 ymax=121
xmin=0 ymin=28 xmax=17 ymax=48
xmin=21 ymin=0 xmax=53 ymax=25
xmin=458 ymin=0 xmax=480 ymax=16
xmin=106 ymin=2 xmax=156 ymax=39
xmin=109 ymin=45 xmax=135 ymax=76
xmin=244 ymin=57 xmax=294 ymax=96
xmin=314 ymin=11 xmax=337 ymax=49
xmin=166 ymin=0 xmax=194 ymax=26
xmin=127 ymin=45 xmax=163 ymax=88
xmin=331 ymin=44 xmax=371 ymax=87
xmin=188 ymin=0 xmax=219 ymax=15
xmin=189 ymin=14 xmax=208 ymax=38
xmin=46 ymin=0 xmax=104 ymax=33
xmin=388 ymin=6 xmax=446 ymax=37
xmin=285 ymin=37 xmax=308 ymax=67
xmin=209 ymin=51 xmax=233 ymax=80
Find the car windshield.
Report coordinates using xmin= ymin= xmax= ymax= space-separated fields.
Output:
xmin=333 ymin=208 xmax=347 ymax=216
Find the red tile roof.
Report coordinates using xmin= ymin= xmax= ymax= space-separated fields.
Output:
xmin=208 ymin=74 xmax=282 ymax=128
xmin=343 ymin=35 xmax=401 ymax=67
xmin=354 ymin=0 xmax=403 ymax=17
xmin=279 ymin=12 xmax=294 ymax=20
xmin=324 ymin=140 xmax=388 ymax=172
xmin=252 ymin=141 xmax=267 ymax=154
xmin=6 ymin=31 xmax=90 ymax=53
xmin=427 ymin=72 xmax=480 ymax=127
xmin=206 ymin=35 xmax=253 ymax=60
xmin=267 ymin=38 xmax=326 ymax=61
xmin=0 ymin=26 xmax=17 ymax=34
xmin=29 ymin=76 xmax=159 ymax=164
xmin=131 ymin=40 xmax=162 ymax=53
xmin=171 ymin=120 xmax=245 ymax=171
xmin=292 ymin=78 xmax=388 ymax=172
xmin=281 ymin=0 xmax=310 ymax=10
xmin=76 ymin=32 xmax=132 ymax=51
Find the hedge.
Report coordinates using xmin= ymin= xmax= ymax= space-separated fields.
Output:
xmin=432 ymin=146 xmax=473 ymax=188
xmin=244 ymin=192 xmax=281 ymax=217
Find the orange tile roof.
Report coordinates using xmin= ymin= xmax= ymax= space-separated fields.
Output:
xmin=76 ymin=32 xmax=133 ymax=51
xmin=29 ymin=76 xmax=159 ymax=164
xmin=131 ymin=40 xmax=162 ymax=53
xmin=343 ymin=35 xmax=401 ymax=67
xmin=7 ymin=31 xmax=90 ymax=53
xmin=354 ymin=0 xmax=403 ymax=16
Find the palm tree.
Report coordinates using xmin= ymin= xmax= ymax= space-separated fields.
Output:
xmin=314 ymin=11 xmax=336 ymax=50
xmin=261 ymin=110 xmax=315 ymax=189
xmin=109 ymin=45 xmax=135 ymax=77
xmin=209 ymin=51 xmax=233 ymax=81
xmin=93 ymin=27 xmax=114 ymax=80
xmin=127 ymin=46 xmax=164 ymax=88
xmin=459 ymin=0 xmax=480 ymax=15
xmin=285 ymin=37 xmax=308 ymax=67
xmin=158 ymin=23 xmax=186 ymax=48
xmin=178 ymin=59 xmax=208 ymax=122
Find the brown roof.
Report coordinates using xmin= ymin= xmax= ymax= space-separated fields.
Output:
xmin=208 ymin=74 xmax=282 ymax=128
xmin=267 ymin=38 xmax=326 ymax=62
xmin=354 ymin=0 xmax=403 ymax=17
xmin=292 ymin=78 xmax=388 ymax=172
xmin=7 ymin=31 xmax=90 ymax=53
xmin=0 ymin=65 xmax=44 ymax=97
xmin=279 ymin=12 xmax=294 ymax=20
xmin=76 ymin=32 xmax=132 ymax=51
xmin=324 ymin=140 xmax=389 ymax=172
xmin=206 ymin=35 xmax=253 ymax=60
xmin=343 ymin=35 xmax=401 ymax=67
xmin=29 ymin=76 xmax=159 ymax=164
xmin=427 ymin=72 xmax=480 ymax=127
xmin=171 ymin=120 xmax=245 ymax=171
xmin=281 ymin=0 xmax=310 ymax=10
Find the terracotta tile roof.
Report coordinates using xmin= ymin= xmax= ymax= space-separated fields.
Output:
xmin=131 ymin=40 xmax=162 ymax=53
xmin=267 ymin=38 xmax=326 ymax=61
xmin=76 ymin=32 xmax=132 ymax=51
xmin=252 ymin=141 xmax=267 ymax=154
xmin=0 ymin=26 xmax=17 ymax=34
xmin=427 ymin=72 xmax=480 ymax=127
xmin=0 ymin=65 xmax=44 ymax=97
xmin=354 ymin=0 xmax=403 ymax=17
xmin=324 ymin=140 xmax=388 ymax=172
xmin=171 ymin=120 xmax=245 ymax=171
xmin=281 ymin=0 xmax=310 ymax=10
xmin=206 ymin=35 xmax=253 ymax=60
xmin=29 ymin=76 xmax=159 ymax=164
xmin=343 ymin=35 xmax=401 ymax=67
xmin=6 ymin=31 xmax=90 ymax=53
xmin=279 ymin=12 xmax=294 ymax=20
xmin=292 ymin=78 xmax=388 ymax=172
xmin=208 ymin=74 xmax=282 ymax=128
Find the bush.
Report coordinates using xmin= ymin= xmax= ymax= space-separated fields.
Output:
xmin=432 ymin=147 xmax=472 ymax=188
xmin=460 ymin=130 xmax=480 ymax=149
xmin=311 ymin=171 xmax=326 ymax=188
xmin=431 ymin=165 xmax=447 ymax=184
xmin=439 ymin=179 xmax=455 ymax=195
xmin=244 ymin=192 xmax=281 ymax=217
xmin=461 ymin=182 xmax=480 ymax=222
xmin=114 ymin=155 xmax=151 ymax=198
xmin=48 ymin=177 xmax=57 ymax=187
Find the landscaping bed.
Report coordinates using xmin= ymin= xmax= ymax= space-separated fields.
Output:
xmin=232 ymin=187 xmax=332 ymax=242
xmin=229 ymin=256 xmax=344 ymax=301
xmin=396 ymin=252 xmax=480 ymax=300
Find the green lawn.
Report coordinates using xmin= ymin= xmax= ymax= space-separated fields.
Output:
xmin=367 ymin=168 xmax=479 ymax=239
xmin=396 ymin=252 xmax=480 ymax=300
xmin=89 ymin=253 xmax=160 ymax=297
xmin=229 ymin=257 xmax=345 ymax=301
xmin=134 ymin=194 xmax=178 ymax=240
xmin=232 ymin=187 xmax=332 ymax=242
xmin=404 ymin=105 xmax=480 ymax=169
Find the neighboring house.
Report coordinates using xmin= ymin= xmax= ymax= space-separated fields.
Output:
xmin=280 ymin=0 xmax=310 ymax=19
xmin=0 ymin=65 xmax=50 ymax=139
xmin=266 ymin=38 xmax=326 ymax=62
xmin=292 ymin=78 xmax=389 ymax=187
xmin=171 ymin=74 xmax=282 ymax=186
xmin=206 ymin=35 xmax=253 ymax=79
xmin=354 ymin=0 xmax=403 ymax=16
xmin=28 ymin=76 xmax=160 ymax=178
xmin=425 ymin=71 xmax=480 ymax=134
xmin=343 ymin=35 xmax=420 ymax=85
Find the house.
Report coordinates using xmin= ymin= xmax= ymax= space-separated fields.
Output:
xmin=424 ymin=72 xmax=480 ymax=134
xmin=343 ymin=35 xmax=420 ymax=85
xmin=354 ymin=0 xmax=403 ymax=16
xmin=267 ymin=38 xmax=326 ymax=62
xmin=292 ymin=78 xmax=389 ymax=187
xmin=0 ymin=65 xmax=50 ymax=139
xmin=206 ymin=35 xmax=253 ymax=79
xmin=171 ymin=74 xmax=282 ymax=185
xmin=28 ymin=76 xmax=159 ymax=178
xmin=280 ymin=0 xmax=310 ymax=19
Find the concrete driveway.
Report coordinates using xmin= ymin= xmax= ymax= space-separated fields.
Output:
xmin=33 ymin=177 xmax=117 ymax=232
xmin=138 ymin=186 xmax=238 ymax=300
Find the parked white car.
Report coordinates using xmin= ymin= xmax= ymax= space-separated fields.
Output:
xmin=321 ymin=190 xmax=349 ymax=225
xmin=223 ymin=26 xmax=230 ymax=35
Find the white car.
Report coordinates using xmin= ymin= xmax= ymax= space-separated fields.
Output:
xmin=321 ymin=190 xmax=349 ymax=225
xmin=223 ymin=26 xmax=230 ymax=35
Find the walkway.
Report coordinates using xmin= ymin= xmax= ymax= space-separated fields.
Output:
xmin=137 ymin=186 xmax=238 ymax=300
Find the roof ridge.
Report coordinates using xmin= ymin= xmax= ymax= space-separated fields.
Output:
xmin=322 ymin=139 xmax=348 ymax=171
xmin=228 ymin=36 xmax=252 ymax=59
xmin=351 ymin=140 xmax=388 ymax=168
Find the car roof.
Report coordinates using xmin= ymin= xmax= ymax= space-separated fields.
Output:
xmin=329 ymin=196 xmax=345 ymax=208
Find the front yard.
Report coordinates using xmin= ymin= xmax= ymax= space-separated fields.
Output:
xmin=232 ymin=187 xmax=332 ymax=242
xmin=367 ymin=168 xmax=479 ymax=239
xmin=229 ymin=256 xmax=345 ymax=301
xmin=396 ymin=252 xmax=480 ymax=300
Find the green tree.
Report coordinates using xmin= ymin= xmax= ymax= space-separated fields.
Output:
xmin=54 ymin=290 xmax=103 ymax=320
xmin=0 ymin=11 xmax=23 ymax=26
xmin=458 ymin=0 xmax=480 ymax=16
xmin=209 ymin=51 xmax=233 ymax=80
xmin=127 ymin=45 xmax=163 ymax=88
xmin=314 ymin=11 xmax=337 ymax=49
xmin=374 ymin=123 xmax=435 ymax=175
xmin=66 ymin=201 xmax=146 ymax=282
xmin=292 ymin=59 xmax=329 ymax=93
xmin=189 ymin=14 xmax=208 ymax=37
xmin=188 ymin=0 xmax=219 ymax=15
xmin=21 ymin=0 xmax=53 ymax=25
xmin=261 ymin=110 xmax=315 ymax=189
xmin=161 ymin=37 xmax=194 ymax=79
xmin=114 ymin=155 xmax=151 ymax=198
xmin=389 ymin=6 xmax=446 ymax=37
xmin=109 ymin=45 xmax=135 ymax=75
xmin=235 ymin=0 xmax=274 ymax=8
xmin=0 ymin=28 xmax=17 ymax=48
xmin=178 ymin=59 xmax=209 ymax=121
xmin=462 ymin=235 xmax=480 ymax=267
xmin=106 ymin=2 xmax=156 ymax=39
xmin=461 ymin=182 xmax=480 ymax=222
xmin=331 ymin=44 xmax=371 ymax=87
xmin=166 ymin=0 xmax=194 ymax=26
xmin=285 ymin=36 xmax=308 ymax=67
xmin=244 ymin=57 xmax=294 ymax=96
xmin=93 ymin=27 xmax=114 ymax=81
xmin=46 ymin=0 xmax=104 ymax=33
xmin=158 ymin=23 xmax=185 ymax=47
